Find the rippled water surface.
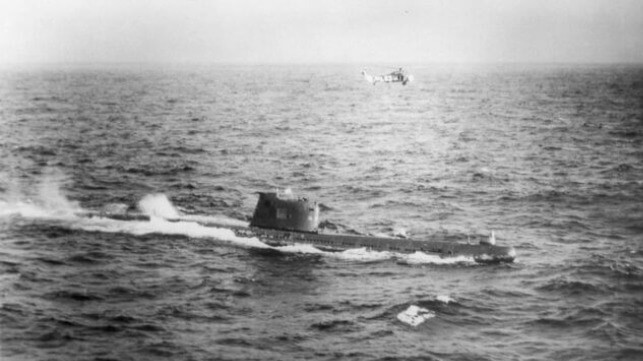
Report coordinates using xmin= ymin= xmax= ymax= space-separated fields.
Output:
xmin=1 ymin=64 xmax=642 ymax=360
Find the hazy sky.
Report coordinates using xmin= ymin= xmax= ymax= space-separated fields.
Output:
xmin=1 ymin=0 xmax=642 ymax=64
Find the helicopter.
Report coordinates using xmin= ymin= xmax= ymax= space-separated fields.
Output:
xmin=362 ymin=67 xmax=414 ymax=85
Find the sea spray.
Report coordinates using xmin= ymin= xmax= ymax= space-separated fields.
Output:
xmin=38 ymin=169 xmax=81 ymax=216
xmin=0 ymin=200 xmax=53 ymax=219
xmin=0 ymin=168 xmax=81 ymax=219
xmin=74 ymin=216 xmax=270 ymax=249
xmin=398 ymin=251 xmax=475 ymax=265
xmin=436 ymin=294 xmax=454 ymax=304
xmin=138 ymin=194 xmax=180 ymax=219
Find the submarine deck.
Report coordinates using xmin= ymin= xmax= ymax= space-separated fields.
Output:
xmin=80 ymin=212 xmax=516 ymax=263
xmin=231 ymin=226 xmax=515 ymax=263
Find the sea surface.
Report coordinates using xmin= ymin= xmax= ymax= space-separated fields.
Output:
xmin=0 ymin=63 xmax=641 ymax=361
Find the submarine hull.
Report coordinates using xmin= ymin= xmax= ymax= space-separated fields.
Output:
xmin=233 ymin=226 xmax=515 ymax=264
xmin=79 ymin=212 xmax=516 ymax=263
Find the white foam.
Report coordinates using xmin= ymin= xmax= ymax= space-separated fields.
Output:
xmin=138 ymin=194 xmax=180 ymax=219
xmin=0 ymin=170 xmax=81 ymax=219
xmin=268 ymin=246 xmax=478 ymax=265
xmin=0 ymin=199 xmax=79 ymax=221
xmin=397 ymin=305 xmax=435 ymax=327
xmin=0 ymin=183 xmax=268 ymax=249
xmin=272 ymin=243 xmax=325 ymax=254
xmin=333 ymin=247 xmax=393 ymax=262
xmin=73 ymin=216 xmax=270 ymax=249
xmin=398 ymin=251 xmax=475 ymax=265
xmin=0 ymin=200 xmax=55 ymax=219
xmin=36 ymin=171 xmax=82 ymax=217
xmin=436 ymin=294 xmax=454 ymax=304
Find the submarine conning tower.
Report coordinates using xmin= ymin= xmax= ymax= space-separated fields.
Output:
xmin=250 ymin=192 xmax=320 ymax=233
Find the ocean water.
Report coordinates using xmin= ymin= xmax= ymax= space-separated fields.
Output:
xmin=0 ymin=63 xmax=641 ymax=361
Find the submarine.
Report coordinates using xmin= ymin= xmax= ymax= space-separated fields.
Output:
xmin=83 ymin=192 xmax=516 ymax=263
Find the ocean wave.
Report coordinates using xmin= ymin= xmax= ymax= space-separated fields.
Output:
xmin=537 ymin=277 xmax=610 ymax=295
xmin=3 ymin=65 xmax=642 ymax=361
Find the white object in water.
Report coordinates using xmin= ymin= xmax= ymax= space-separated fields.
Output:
xmin=397 ymin=305 xmax=435 ymax=327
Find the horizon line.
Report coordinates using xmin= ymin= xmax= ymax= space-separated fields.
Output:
xmin=2 ymin=60 xmax=643 ymax=68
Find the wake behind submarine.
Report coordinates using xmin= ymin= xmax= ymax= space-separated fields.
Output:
xmin=86 ymin=191 xmax=516 ymax=264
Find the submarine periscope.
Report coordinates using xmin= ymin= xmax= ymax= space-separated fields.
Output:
xmin=83 ymin=191 xmax=516 ymax=264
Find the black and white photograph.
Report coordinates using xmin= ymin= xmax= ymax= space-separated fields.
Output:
xmin=1 ymin=1 xmax=641 ymax=360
